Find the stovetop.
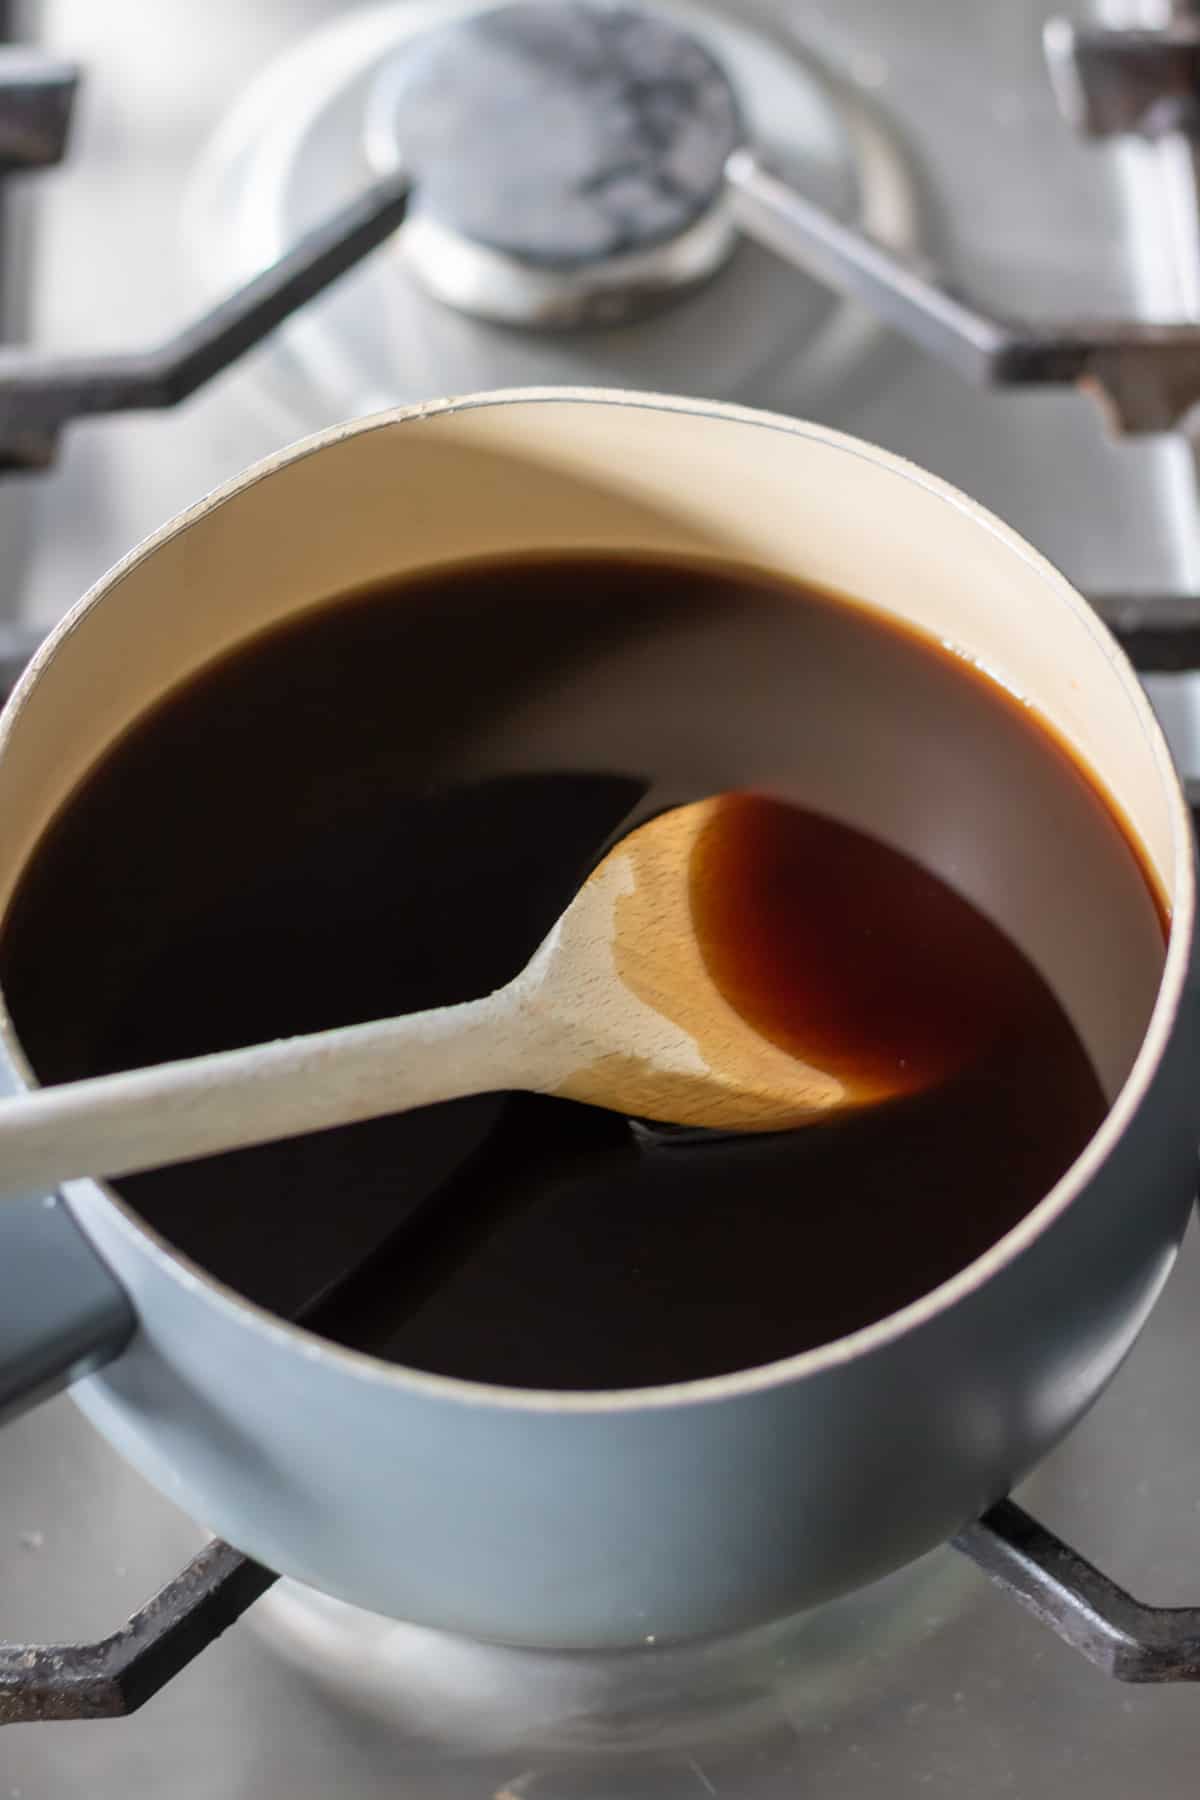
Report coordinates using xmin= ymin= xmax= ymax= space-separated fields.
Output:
xmin=5 ymin=2 xmax=1200 ymax=1795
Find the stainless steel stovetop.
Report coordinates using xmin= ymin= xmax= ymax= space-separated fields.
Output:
xmin=5 ymin=2 xmax=1200 ymax=1794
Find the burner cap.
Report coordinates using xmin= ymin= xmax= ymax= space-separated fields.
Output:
xmin=370 ymin=1 xmax=742 ymax=264
xmin=364 ymin=1 xmax=745 ymax=324
xmin=190 ymin=0 xmax=912 ymax=407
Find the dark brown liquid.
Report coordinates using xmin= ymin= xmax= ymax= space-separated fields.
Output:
xmin=0 ymin=553 xmax=1166 ymax=1389
xmin=689 ymin=794 xmax=1089 ymax=1101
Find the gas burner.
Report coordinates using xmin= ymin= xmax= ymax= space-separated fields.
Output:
xmin=363 ymin=2 xmax=743 ymax=327
xmin=186 ymin=0 xmax=916 ymax=431
xmin=184 ymin=0 xmax=1200 ymax=451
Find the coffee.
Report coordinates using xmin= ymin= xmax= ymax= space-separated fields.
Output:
xmin=0 ymin=553 xmax=1166 ymax=1388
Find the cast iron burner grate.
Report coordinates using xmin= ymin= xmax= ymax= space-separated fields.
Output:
xmin=3 ymin=1493 xmax=1200 ymax=1726
xmin=0 ymin=40 xmax=410 ymax=475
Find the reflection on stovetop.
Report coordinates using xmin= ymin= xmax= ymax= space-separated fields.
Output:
xmin=253 ymin=1545 xmax=975 ymax=1762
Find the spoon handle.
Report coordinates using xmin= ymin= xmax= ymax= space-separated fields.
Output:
xmin=0 ymin=989 xmax=522 ymax=1198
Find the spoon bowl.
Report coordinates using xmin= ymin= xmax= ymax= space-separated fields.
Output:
xmin=536 ymin=796 xmax=845 ymax=1128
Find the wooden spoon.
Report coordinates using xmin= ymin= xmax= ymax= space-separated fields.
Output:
xmin=0 ymin=798 xmax=846 ymax=1198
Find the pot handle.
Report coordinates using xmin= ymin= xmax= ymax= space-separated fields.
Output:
xmin=0 ymin=1191 xmax=135 ymax=1424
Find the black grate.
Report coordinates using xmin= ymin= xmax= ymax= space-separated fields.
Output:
xmin=0 ymin=1541 xmax=276 ymax=1725
xmin=4 ymin=1493 xmax=1200 ymax=1726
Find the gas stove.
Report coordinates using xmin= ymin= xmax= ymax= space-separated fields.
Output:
xmin=4 ymin=2 xmax=1200 ymax=1796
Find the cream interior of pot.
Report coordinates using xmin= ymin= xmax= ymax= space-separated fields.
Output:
xmin=0 ymin=396 xmax=1178 ymax=1119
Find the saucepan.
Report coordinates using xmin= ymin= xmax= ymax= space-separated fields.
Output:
xmin=0 ymin=389 xmax=1195 ymax=1649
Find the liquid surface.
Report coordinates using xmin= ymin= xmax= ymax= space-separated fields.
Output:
xmin=0 ymin=553 xmax=1165 ymax=1388
xmin=689 ymin=794 xmax=1076 ymax=1100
